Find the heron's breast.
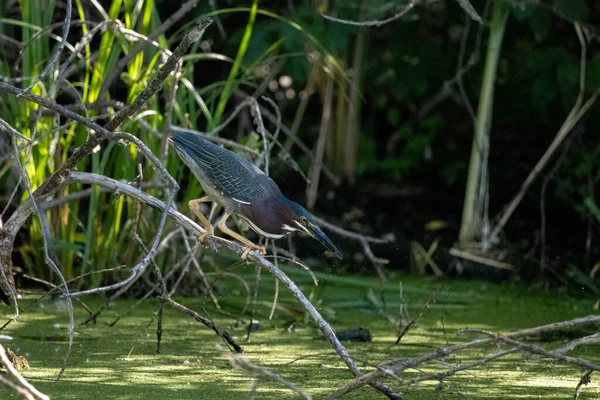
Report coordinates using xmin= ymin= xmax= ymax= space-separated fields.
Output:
xmin=237 ymin=202 xmax=290 ymax=239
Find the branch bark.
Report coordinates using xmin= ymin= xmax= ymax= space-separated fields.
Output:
xmin=58 ymin=171 xmax=402 ymax=399
xmin=0 ymin=18 xmax=213 ymax=304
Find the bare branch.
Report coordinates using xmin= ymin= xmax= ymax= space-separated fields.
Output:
xmin=461 ymin=328 xmax=600 ymax=370
xmin=328 ymin=315 xmax=600 ymax=397
xmin=490 ymin=22 xmax=600 ymax=243
xmin=163 ymin=297 xmax=243 ymax=353
xmin=105 ymin=18 xmax=213 ymax=131
xmin=56 ymin=171 xmax=401 ymax=399
xmin=0 ymin=344 xmax=49 ymax=400
xmin=555 ymin=333 xmax=600 ymax=355
xmin=19 ymin=0 xmax=72 ymax=94
xmin=321 ymin=1 xmax=417 ymax=27
xmin=455 ymin=0 xmax=482 ymax=23
xmin=98 ymin=0 xmax=204 ymax=99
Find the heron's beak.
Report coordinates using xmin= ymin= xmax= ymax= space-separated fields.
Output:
xmin=306 ymin=224 xmax=343 ymax=259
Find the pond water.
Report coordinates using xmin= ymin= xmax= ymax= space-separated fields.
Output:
xmin=0 ymin=266 xmax=598 ymax=399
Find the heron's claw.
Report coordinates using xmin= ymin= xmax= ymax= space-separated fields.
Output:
xmin=241 ymin=245 xmax=266 ymax=260
xmin=196 ymin=230 xmax=213 ymax=248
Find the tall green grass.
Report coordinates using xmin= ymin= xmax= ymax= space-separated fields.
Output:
xmin=0 ymin=1 xmax=340 ymax=287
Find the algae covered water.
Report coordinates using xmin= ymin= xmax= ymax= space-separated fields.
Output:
xmin=0 ymin=266 xmax=598 ymax=399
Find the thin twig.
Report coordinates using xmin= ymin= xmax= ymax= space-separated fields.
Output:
xmin=328 ymin=315 xmax=600 ymax=398
xmin=269 ymin=241 xmax=280 ymax=320
xmin=97 ymin=0 xmax=204 ymax=99
xmin=394 ymin=297 xmax=435 ymax=344
xmin=19 ymin=0 xmax=72 ymax=94
xmin=236 ymin=91 xmax=340 ymax=185
xmin=108 ymin=243 xmax=197 ymax=327
xmin=321 ymin=1 xmax=417 ymax=27
xmin=313 ymin=216 xmax=390 ymax=244
xmin=164 ymin=297 xmax=243 ymax=352
xmin=60 ymin=171 xmax=401 ymax=399
xmin=490 ymin=22 xmax=600 ymax=243
xmin=219 ymin=344 xmax=311 ymax=399
xmin=246 ymin=263 xmax=262 ymax=341
xmin=8 ymin=127 xmax=74 ymax=380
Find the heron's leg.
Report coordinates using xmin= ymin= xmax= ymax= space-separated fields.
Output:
xmin=217 ymin=212 xmax=266 ymax=259
xmin=189 ymin=196 xmax=214 ymax=246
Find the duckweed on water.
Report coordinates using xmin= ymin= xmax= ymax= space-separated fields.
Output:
xmin=0 ymin=266 xmax=598 ymax=399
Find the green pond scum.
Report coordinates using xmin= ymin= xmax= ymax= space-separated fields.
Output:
xmin=0 ymin=266 xmax=598 ymax=399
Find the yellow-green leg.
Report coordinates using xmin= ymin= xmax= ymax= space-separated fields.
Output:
xmin=217 ymin=211 xmax=266 ymax=259
xmin=189 ymin=196 xmax=214 ymax=246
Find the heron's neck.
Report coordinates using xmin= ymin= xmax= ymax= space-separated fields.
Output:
xmin=282 ymin=224 xmax=300 ymax=233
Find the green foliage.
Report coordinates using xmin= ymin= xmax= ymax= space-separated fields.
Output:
xmin=554 ymin=145 xmax=600 ymax=223
xmin=212 ymin=0 xmax=258 ymax=129
xmin=0 ymin=1 xmax=194 ymax=282
xmin=553 ymin=0 xmax=589 ymax=21
xmin=2 ymin=0 xmax=599 ymax=285
xmin=0 ymin=1 xmax=353 ymax=284
xmin=567 ymin=264 xmax=600 ymax=297
xmin=584 ymin=197 xmax=600 ymax=224
xmin=357 ymin=116 xmax=444 ymax=181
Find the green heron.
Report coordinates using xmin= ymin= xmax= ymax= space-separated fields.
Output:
xmin=170 ymin=130 xmax=342 ymax=260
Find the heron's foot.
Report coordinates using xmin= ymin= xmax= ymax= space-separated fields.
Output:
xmin=241 ymin=245 xmax=267 ymax=260
xmin=196 ymin=230 xmax=214 ymax=248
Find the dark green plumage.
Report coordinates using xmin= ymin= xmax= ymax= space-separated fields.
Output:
xmin=170 ymin=130 xmax=342 ymax=259
xmin=171 ymin=131 xmax=276 ymax=204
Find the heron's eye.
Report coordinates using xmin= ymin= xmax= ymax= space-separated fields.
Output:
xmin=300 ymin=216 xmax=308 ymax=224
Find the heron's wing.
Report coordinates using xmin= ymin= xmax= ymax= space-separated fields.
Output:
xmin=173 ymin=132 xmax=276 ymax=204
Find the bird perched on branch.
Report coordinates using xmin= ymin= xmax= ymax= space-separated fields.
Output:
xmin=170 ymin=130 xmax=342 ymax=260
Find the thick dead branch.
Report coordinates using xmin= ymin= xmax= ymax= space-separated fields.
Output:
xmin=461 ymin=328 xmax=600 ymax=370
xmin=58 ymin=171 xmax=401 ymax=399
xmin=327 ymin=315 xmax=600 ymax=398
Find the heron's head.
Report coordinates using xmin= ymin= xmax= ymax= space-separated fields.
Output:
xmin=283 ymin=201 xmax=342 ymax=259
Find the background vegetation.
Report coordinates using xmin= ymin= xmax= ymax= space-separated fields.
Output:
xmin=2 ymin=0 xmax=599 ymax=292
xmin=1 ymin=0 xmax=600 ymax=399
